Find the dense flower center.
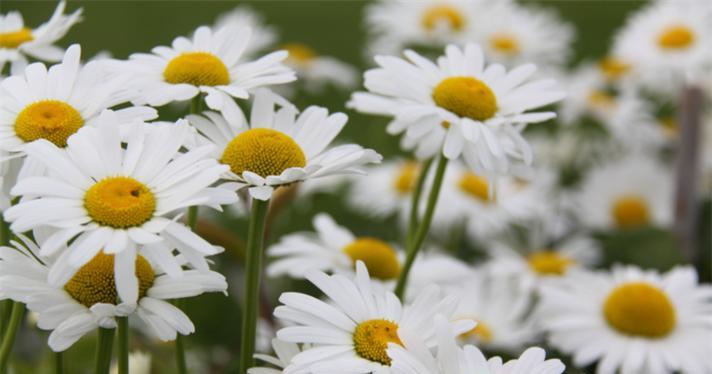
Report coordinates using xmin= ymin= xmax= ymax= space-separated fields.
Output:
xmin=611 ymin=195 xmax=650 ymax=229
xmin=84 ymin=177 xmax=156 ymax=229
xmin=14 ymin=100 xmax=84 ymax=147
xmin=421 ymin=5 xmax=465 ymax=31
xmin=458 ymin=172 xmax=490 ymax=202
xmin=353 ymin=319 xmax=403 ymax=365
xmin=163 ymin=52 xmax=230 ymax=86
xmin=64 ymin=252 xmax=155 ymax=307
xmin=657 ymin=25 xmax=695 ymax=50
xmin=343 ymin=238 xmax=401 ymax=280
xmin=603 ymin=282 xmax=676 ymax=338
xmin=0 ymin=27 xmax=34 ymax=49
xmin=433 ymin=77 xmax=497 ymax=121
xmin=221 ymin=128 xmax=306 ymax=178
xmin=461 ymin=319 xmax=494 ymax=343
xmin=587 ymin=90 xmax=616 ymax=110
xmin=393 ymin=162 xmax=419 ymax=195
xmin=598 ymin=57 xmax=631 ymax=81
xmin=283 ymin=43 xmax=317 ymax=66
xmin=489 ymin=33 xmax=520 ymax=55
xmin=527 ymin=250 xmax=574 ymax=276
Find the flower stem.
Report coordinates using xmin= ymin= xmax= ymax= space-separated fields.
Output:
xmin=406 ymin=158 xmax=434 ymax=248
xmin=173 ymin=207 xmax=197 ymax=374
xmin=55 ymin=351 xmax=65 ymax=374
xmin=0 ymin=301 xmax=24 ymax=372
xmin=117 ymin=317 xmax=129 ymax=374
xmin=395 ymin=156 xmax=448 ymax=300
xmin=238 ymin=198 xmax=270 ymax=374
xmin=94 ymin=328 xmax=115 ymax=374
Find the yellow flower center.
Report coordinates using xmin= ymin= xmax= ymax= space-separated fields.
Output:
xmin=527 ymin=250 xmax=575 ymax=276
xmin=660 ymin=116 xmax=679 ymax=138
xmin=598 ymin=57 xmax=631 ymax=81
xmin=587 ymin=90 xmax=616 ymax=110
xmin=221 ymin=128 xmax=306 ymax=178
xmin=84 ymin=177 xmax=156 ymax=229
xmin=611 ymin=195 xmax=650 ymax=229
xmin=14 ymin=100 xmax=84 ymax=147
xmin=461 ymin=319 xmax=494 ymax=343
xmin=163 ymin=52 xmax=230 ymax=86
xmin=433 ymin=77 xmax=498 ymax=121
xmin=421 ymin=4 xmax=465 ymax=31
xmin=64 ymin=252 xmax=155 ymax=307
xmin=0 ymin=27 xmax=34 ymax=49
xmin=393 ymin=162 xmax=419 ymax=196
xmin=353 ymin=319 xmax=403 ymax=365
xmin=283 ymin=43 xmax=317 ymax=66
xmin=657 ymin=25 xmax=695 ymax=50
xmin=343 ymin=238 xmax=401 ymax=280
xmin=603 ymin=282 xmax=676 ymax=338
xmin=489 ymin=33 xmax=520 ymax=55
xmin=458 ymin=172 xmax=490 ymax=202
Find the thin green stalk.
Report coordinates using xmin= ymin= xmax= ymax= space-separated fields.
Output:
xmin=238 ymin=198 xmax=270 ymax=374
xmin=406 ymin=158 xmax=434 ymax=247
xmin=394 ymin=156 xmax=449 ymax=300
xmin=55 ymin=351 xmax=65 ymax=374
xmin=175 ymin=321 xmax=188 ymax=374
xmin=94 ymin=328 xmax=115 ymax=374
xmin=117 ymin=317 xmax=129 ymax=374
xmin=190 ymin=95 xmax=202 ymax=115
xmin=0 ymin=301 xmax=24 ymax=372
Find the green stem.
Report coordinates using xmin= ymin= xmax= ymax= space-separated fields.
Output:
xmin=0 ymin=302 xmax=24 ymax=372
xmin=172 ymin=207 xmax=197 ymax=374
xmin=94 ymin=328 xmax=114 ymax=374
xmin=55 ymin=351 xmax=65 ymax=374
xmin=190 ymin=95 xmax=202 ymax=115
xmin=187 ymin=206 xmax=198 ymax=231
xmin=405 ymin=158 xmax=434 ymax=247
xmin=117 ymin=317 xmax=129 ymax=374
xmin=238 ymin=198 xmax=270 ymax=374
xmin=394 ymin=156 xmax=448 ymax=300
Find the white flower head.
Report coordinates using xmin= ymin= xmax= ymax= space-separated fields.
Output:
xmin=214 ymin=5 xmax=278 ymax=58
xmin=280 ymin=43 xmax=358 ymax=94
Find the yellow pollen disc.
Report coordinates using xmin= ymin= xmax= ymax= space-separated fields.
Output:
xmin=353 ymin=319 xmax=403 ymax=365
xmin=433 ymin=77 xmax=497 ymax=121
xmin=14 ymin=100 xmax=84 ymax=147
xmin=461 ymin=319 xmax=494 ymax=343
xmin=527 ymin=250 xmax=575 ymax=276
xmin=282 ymin=43 xmax=317 ymax=66
xmin=221 ymin=128 xmax=306 ymax=178
xmin=660 ymin=117 xmax=679 ymax=138
xmin=489 ymin=33 xmax=520 ymax=55
xmin=603 ymin=282 xmax=676 ymax=338
xmin=441 ymin=121 xmax=451 ymax=129
xmin=611 ymin=195 xmax=650 ymax=229
xmin=84 ymin=177 xmax=156 ymax=229
xmin=393 ymin=162 xmax=419 ymax=195
xmin=598 ymin=57 xmax=631 ymax=81
xmin=587 ymin=90 xmax=616 ymax=109
xmin=421 ymin=4 xmax=465 ymax=31
xmin=343 ymin=238 xmax=401 ymax=280
xmin=0 ymin=27 xmax=33 ymax=49
xmin=163 ymin=52 xmax=230 ymax=86
xmin=64 ymin=252 xmax=155 ymax=307
xmin=657 ymin=25 xmax=695 ymax=50
xmin=458 ymin=172 xmax=490 ymax=202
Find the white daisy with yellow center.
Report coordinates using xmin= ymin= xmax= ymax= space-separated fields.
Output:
xmin=187 ymin=90 xmax=381 ymax=201
xmin=0 ymin=233 xmax=227 ymax=352
xmin=280 ymin=42 xmax=358 ymax=93
xmin=0 ymin=2 xmax=82 ymax=74
xmin=349 ymin=43 xmax=565 ymax=175
xmin=4 ymin=113 xmax=234 ymax=297
xmin=539 ymin=266 xmax=712 ymax=374
xmin=347 ymin=160 xmax=421 ymax=219
xmin=213 ymin=5 xmax=277 ymax=58
xmin=274 ymin=262 xmax=472 ymax=373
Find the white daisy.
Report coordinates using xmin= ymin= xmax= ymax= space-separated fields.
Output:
xmin=186 ymin=90 xmax=381 ymax=201
xmin=348 ymin=43 xmax=565 ymax=175
xmin=0 ymin=233 xmax=227 ymax=352
xmin=4 ymin=113 xmax=235 ymax=296
xmin=539 ymin=265 xmax=712 ymax=374
xmin=274 ymin=261 xmax=472 ymax=374
xmin=280 ymin=43 xmax=358 ymax=93
xmin=214 ymin=5 xmax=278 ymax=58
xmin=0 ymin=1 xmax=82 ymax=74
xmin=347 ymin=159 xmax=420 ymax=220
xmin=248 ymin=339 xmax=310 ymax=374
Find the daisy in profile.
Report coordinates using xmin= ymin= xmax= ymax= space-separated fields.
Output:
xmin=274 ymin=262 xmax=472 ymax=373
xmin=280 ymin=43 xmax=358 ymax=93
xmin=348 ymin=43 xmax=565 ymax=175
xmin=576 ymin=153 xmax=673 ymax=231
xmin=347 ymin=159 xmax=422 ymax=219
xmin=186 ymin=90 xmax=381 ymax=201
xmin=0 ymin=1 xmax=82 ymax=74
xmin=4 ymin=113 xmax=234 ymax=290
xmin=214 ymin=5 xmax=277 ymax=58
xmin=0 ymin=233 xmax=227 ymax=351
xmin=119 ymin=25 xmax=295 ymax=122
xmin=539 ymin=266 xmax=712 ymax=374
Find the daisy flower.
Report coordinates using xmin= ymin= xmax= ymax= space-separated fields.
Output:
xmin=214 ymin=5 xmax=277 ymax=58
xmin=186 ymin=90 xmax=381 ymax=201
xmin=539 ymin=266 xmax=712 ymax=374
xmin=348 ymin=43 xmax=565 ymax=175
xmin=4 ymin=113 xmax=235 ymax=293
xmin=274 ymin=262 xmax=472 ymax=373
xmin=248 ymin=339 xmax=310 ymax=374
xmin=0 ymin=233 xmax=227 ymax=352
xmin=575 ymin=153 xmax=673 ymax=231
xmin=280 ymin=43 xmax=358 ymax=93
xmin=0 ymin=1 xmax=82 ymax=74
xmin=347 ymin=159 xmax=421 ymax=220
xmin=0 ymin=44 xmax=157 ymax=158
xmin=118 ymin=25 xmax=295 ymax=123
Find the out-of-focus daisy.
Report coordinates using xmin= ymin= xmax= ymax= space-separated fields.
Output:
xmin=539 ymin=266 xmax=712 ymax=374
xmin=0 ymin=1 xmax=82 ymax=74
xmin=349 ymin=43 xmax=565 ymax=175
xmin=0 ymin=45 xmax=156 ymax=158
xmin=248 ymin=339 xmax=310 ymax=374
xmin=187 ymin=90 xmax=381 ymax=201
xmin=575 ymin=154 xmax=673 ymax=231
xmin=404 ymin=252 xmax=474 ymax=301
xmin=274 ymin=262 xmax=472 ymax=373
xmin=0 ymin=233 xmax=227 ymax=351
xmin=118 ymin=25 xmax=295 ymax=122
xmin=110 ymin=351 xmax=152 ymax=374
xmin=281 ymin=43 xmax=358 ymax=93
xmin=214 ymin=5 xmax=277 ymax=58
xmin=347 ymin=159 xmax=422 ymax=219
xmin=267 ymin=213 xmax=401 ymax=282
xmin=4 ymin=115 xmax=234 ymax=294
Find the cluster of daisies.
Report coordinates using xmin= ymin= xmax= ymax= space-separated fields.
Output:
xmin=0 ymin=0 xmax=710 ymax=374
